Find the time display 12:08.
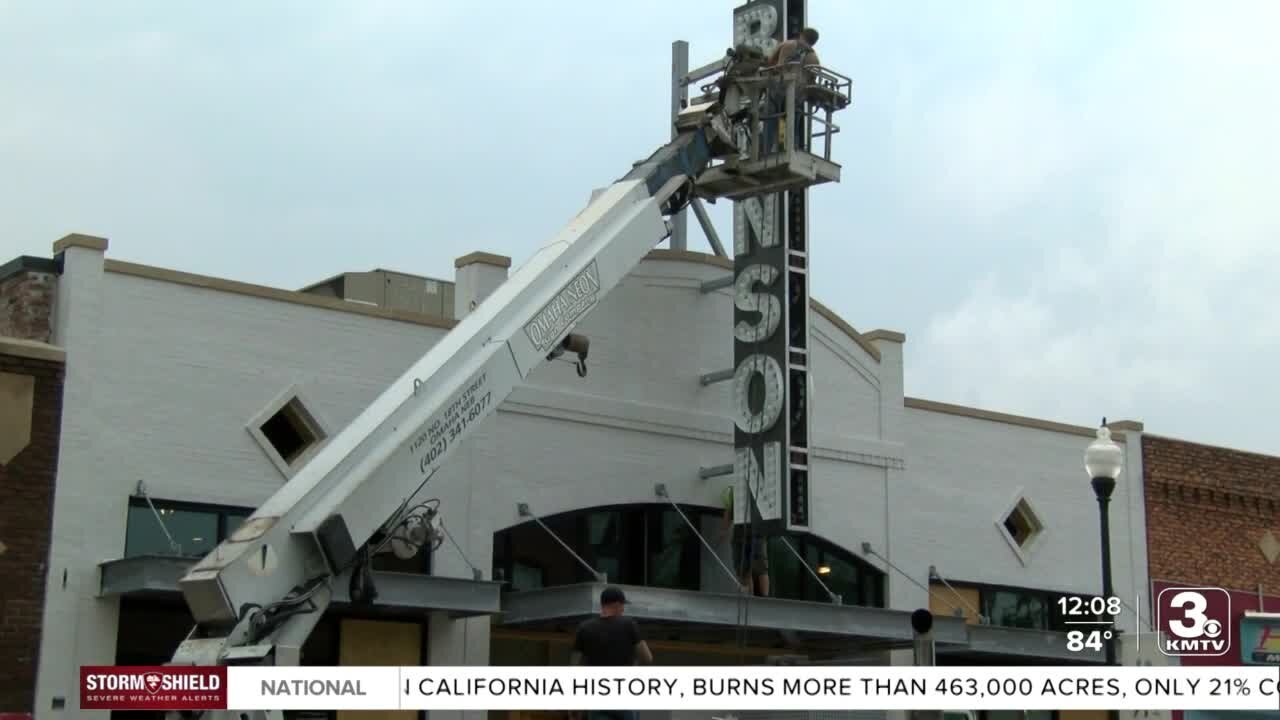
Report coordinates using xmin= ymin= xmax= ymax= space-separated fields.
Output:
xmin=1058 ymin=596 xmax=1123 ymax=618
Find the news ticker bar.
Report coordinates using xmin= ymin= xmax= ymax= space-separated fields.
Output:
xmin=80 ymin=666 xmax=1280 ymax=712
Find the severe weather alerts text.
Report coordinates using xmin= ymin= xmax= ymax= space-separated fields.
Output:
xmin=80 ymin=666 xmax=227 ymax=711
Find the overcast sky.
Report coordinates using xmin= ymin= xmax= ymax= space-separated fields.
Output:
xmin=2 ymin=1 xmax=1277 ymax=456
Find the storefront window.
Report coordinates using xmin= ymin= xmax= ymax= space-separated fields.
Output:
xmin=124 ymin=504 xmax=219 ymax=558
xmin=223 ymin=511 xmax=251 ymax=538
xmin=768 ymin=535 xmax=886 ymax=607
xmin=983 ymin=590 xmax=1048 ymax=630
xmin=586 ymin=511 xmax=623 ymax=583
xmin=494 ymin=504 xmax=720 ymax=593
xmin=648 ymin=510 xmax=699 ymax=590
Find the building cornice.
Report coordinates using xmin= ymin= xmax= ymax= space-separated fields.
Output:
xmin=103 ymin=259 xmax=457 ymax=330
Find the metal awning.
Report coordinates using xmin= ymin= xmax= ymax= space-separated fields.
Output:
xmin=500 ymin=583 xmax=1103 ymax=663
xmin=98 ymin=555 xmax=503 ymax=619
xmin=498 ymin=583 xmax=970 ymax=652
xmin=941 ymin=623 xmax=1104 ymax=665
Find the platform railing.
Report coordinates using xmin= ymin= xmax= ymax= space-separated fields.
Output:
xmin=698 ymin=61 xmax=852 ymax=166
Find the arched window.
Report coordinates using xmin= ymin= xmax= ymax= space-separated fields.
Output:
xmin=492 ymin=504 xmax=722 ymax=592
xmin=493 ymin=504 xmax=884 ymax=607
xmin=766 ymin=534 xmax=885 ymax=607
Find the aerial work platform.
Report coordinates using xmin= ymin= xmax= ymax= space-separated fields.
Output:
xmin=681 ymin=57 xmax=853 ymax=201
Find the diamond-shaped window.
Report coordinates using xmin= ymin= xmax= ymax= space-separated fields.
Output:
xmin=996 ymin=496 xmax=1044 ymax=565
xmin=1260 ymin=530 xmax=1280 ymax=565
xmin=247 ymin=385 xmax=329 ymax=480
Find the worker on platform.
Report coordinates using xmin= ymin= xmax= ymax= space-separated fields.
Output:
xmin=762 ymin=27 xmax=820 ymax=154
xmin=768 ymin=27 xmax=821 ymax=68
xmin=720 ymin=484 xmax=770 ymax=597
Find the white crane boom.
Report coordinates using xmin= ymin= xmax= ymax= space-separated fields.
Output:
xmin=163 ymin=46 xmax=853 ymax=719
xmin=169 ymin=119 xmax=730 ymax=677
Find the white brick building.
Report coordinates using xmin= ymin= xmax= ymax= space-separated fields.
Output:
xmin=2 ymin=234 xmax=1151 ymax=720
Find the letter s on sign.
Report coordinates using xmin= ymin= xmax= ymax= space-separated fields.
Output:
xmin=734 ymin=265 xmax=781 ymax=344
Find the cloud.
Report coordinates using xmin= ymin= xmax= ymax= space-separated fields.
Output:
xmin=1 ymin=0 xmax=1277 ymax=453
xmin=909 ymin=1 xmax=1280 ymax=452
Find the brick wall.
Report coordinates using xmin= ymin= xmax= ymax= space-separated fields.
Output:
xmin=1143 ymin=434 xmax=1280 ymax=591
xmin=0 ymin=259 xmax=58 ymax=344
xmin=0 ymin=344 xmax=64 ymax=714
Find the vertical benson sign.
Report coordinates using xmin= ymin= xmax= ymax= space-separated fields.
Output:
xmin=730 ymin=0 xmax=811 ymax=537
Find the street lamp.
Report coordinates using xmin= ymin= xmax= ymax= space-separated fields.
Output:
xmin=1085 ymin=420 xmax=1124 ymax=669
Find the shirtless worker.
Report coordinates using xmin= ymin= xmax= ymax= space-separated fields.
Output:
xmin=768 ymin=27 xmax=820 ymax=68
xmin=763 ymin=27 xmax=820 ymax=152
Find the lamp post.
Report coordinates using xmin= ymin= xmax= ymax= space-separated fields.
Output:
xmin=1085 ymin=421 xmax=1124 ymax=670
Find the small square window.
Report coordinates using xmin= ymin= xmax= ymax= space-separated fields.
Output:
xmin=248 ymin=388 xmax=328 ymax=478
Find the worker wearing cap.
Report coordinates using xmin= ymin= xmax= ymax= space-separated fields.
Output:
xmin=720 ymin=484 xmax=770 ymax=596
xmin=571 ymin=587 xmax=653 ymax=666
xmin=571 ymin=587 xmax=653 ymax=720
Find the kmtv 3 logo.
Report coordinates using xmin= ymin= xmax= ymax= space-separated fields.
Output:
xmin=1156 ymin=587 xmax=1231 ymax=657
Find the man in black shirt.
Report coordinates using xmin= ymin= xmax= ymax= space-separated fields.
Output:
xmin=572 ymin=587 xmax=653 ymax=666
xmin=571 ymin=587 xmax=653 ymax=720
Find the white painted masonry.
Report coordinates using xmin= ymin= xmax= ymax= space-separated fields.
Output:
xmin=26 ymin=238 xmax=1149 ymax=718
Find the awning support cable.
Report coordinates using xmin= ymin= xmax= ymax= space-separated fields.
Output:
xmin=863 ymin=542 xmax=987 ymax=624
xmin=654 ymin=483 xmax=744 ymax=591
xmin=136 ymin=480 xmax=182 ymax=556
xmin=439 ymin=517 xmax=484 ymax=581
xmin=928 ymin=565 xmax=984 ymax=620
xmin=516 ymin=503 xmax=606 ymax=583
xmin=778 ymin=536 xmax=841 ymax=605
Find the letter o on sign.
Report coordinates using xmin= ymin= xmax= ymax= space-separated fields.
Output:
xmin=733 ymin=353 xmax=784 ymax=434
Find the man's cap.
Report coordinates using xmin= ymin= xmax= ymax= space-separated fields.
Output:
xmin=601 ymin=586 xmax=627 ymax=605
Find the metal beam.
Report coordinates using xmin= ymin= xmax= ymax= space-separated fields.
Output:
xmin=97 ymin=556 xmax=502 ymax=618
xmin=669 ymin=40 xmax=689 ymax=251
xmin=683 ymin=57 xmax=730 ymax=87
xmin=98 ymin=554 xmax=192 ymax=596
xmin=699 ymin=368 xmax=735 ymax=386
xmin=700 ymin=275 xmax=734 ymax=293
xmin=699 ymin=463 xmax=734 ymax=480
xmin=690 ymin=198 xmax=726 ymax=257
xmin=956 ymin=624 xmax=1105 ymax=664
xmin=500 ymin=582 xmax=971 ymax=646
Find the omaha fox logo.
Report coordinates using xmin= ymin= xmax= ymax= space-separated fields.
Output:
xmin=144 ymin=672 xmax=163 ymax=695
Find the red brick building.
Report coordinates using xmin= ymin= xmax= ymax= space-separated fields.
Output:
xmin=0 ymin=256 xmax=58 ymax=344
xmin=1142 ymin=434 xmax=1280 ymax=720
xmin=1145 ymin=434 xmax=1280 ymax=595
xmin=0 ymin=335 xmax=66 ymax=716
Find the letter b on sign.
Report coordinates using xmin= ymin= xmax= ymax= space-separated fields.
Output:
xmin=1156 ymin=587 xmax=1231 ymax=658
